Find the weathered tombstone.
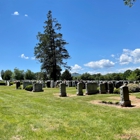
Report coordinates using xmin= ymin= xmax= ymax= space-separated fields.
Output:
xmin=85 ymin=82 xmax=98 ymax=95
xmin=50 ymin=80 xmax=54 ymax=88
xmin=72 ymin=81 xmax=76 ymax=87
xmin=32 ymin=83 xmax=44 ymax=92
xmin=16 ymin=82 xmax=20 ymax=89
xmin=55 ymin=81 xmax=61 ymax=87
xmin=77 ymin=82 xmax=83 ymax=96
xmin=104 ymin=82 xmax=108 ymax=93
xmin=99 ymin=83 xmax=106 ymax=94
xmin=67 ymin=81 xmax=72 ymax=87
xmin=23 ymin=82 xmax=32 ymax=89
xmin=7 ymin=81 xmax=11 ymax=86
xmin=119 ymin=84 xmax=131 ymax=107
xmin=115 ymin=81 xmax=123 ymax=89
xmin=59 ymin=83 xmax=67 ymax=97
xmin=75 ymin=81 xmax=78 ymax=89
xmin=108 ymin=82 xmax=114 ymax=93
xmin=46 ymin=81 xmax=50 ymax=88
xmin=42 ymin=82 xmax=45 ymax=88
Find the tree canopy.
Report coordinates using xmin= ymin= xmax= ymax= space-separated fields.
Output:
xmin=124 ymin=0 xmax=136 ymax=7
xmin=61 ymin=69 xmax=72 ymax=80
xmin=34 ymin=11 xmax=70 ymax=81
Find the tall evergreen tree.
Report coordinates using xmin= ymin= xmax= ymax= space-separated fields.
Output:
xmin=124 ymin=0 xmax=136 ymax=7
xmin=34 ymin=11 xmax=70 ymax=81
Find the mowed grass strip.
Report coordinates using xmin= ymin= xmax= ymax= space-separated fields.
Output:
xmin=0 ymin=85 xmax=140 ymax=140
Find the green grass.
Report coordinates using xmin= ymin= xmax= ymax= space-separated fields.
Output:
xmin=1 ymin=85 xmax=140 ymax=140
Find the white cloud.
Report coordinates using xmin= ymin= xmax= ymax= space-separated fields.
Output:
xmin=117 ymin=66 xmax=140 ymax=73
xmin=119 ymin=48 xmax=140 ymax=65
xmin=31 ymin=57 xmax=35 ymax=60
xmin=24 ymin=14 xmax=28 ymax=17
xmin=84 ymin=59 xmax=115 ymax=69
xmin=131 ymin=49 xmax=140 ymax=63
xmin=20 ymin=54 xmax=29 ymax=59
xmin=111 ymin=54 xmax=115 ymax=57
xmin=119 ymin=54 xmax=132 ymax=65
xmin=12 ymin=11 xmax=19 ymax=16
xmin=71 ymin=64 xmax=82 ymax=72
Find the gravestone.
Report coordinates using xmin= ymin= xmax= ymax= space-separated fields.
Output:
xmin=59 ymin=83 xmax=67 ymax=97
xmin=23 ymin=82 xmax=32 ymax=89
xmin=72 ymin=81 xmax=76 ymax=87
xmin=46 ymin=81 xmax=50 ymax=88
xmin=77 ymin=82 xmax=83 ymax=96
xmin=7 ymin=81 xmax=11 ymax=86
xmin=50 ymin=80 xmax=54 ymax=88
xmin=104 ymin=82 xmax=108 ymax=92
xmin=16 ymin=82 xmax=20 ymax=89
xmin=67 ymin=81 xmax=72 ymax=87
xmin=32 ymin=83 xmax=44 ymax=92
xmin=119 ymin=84 xmax=131 ymax=107
xmin=42 ymin=82 xmax=45 ymax=88
xmin=85 ymin=82 xmax=98 ymax=95
xmin=99 ymin=83 xmax=106 ymax=94
xmin=115 ymin=81 xmax=123 ymax=89
xmin=108 ymin=82 xmax=114 ymax=93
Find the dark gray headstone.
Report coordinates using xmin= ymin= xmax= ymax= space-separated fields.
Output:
xmin=85 ymin=82 xmax=98 ymax=95
xmin=77 ymin=82 xmax=83 ymax=96
xmin=108 ymin=82 xmax=114 ymax=93
xmin=59 ymin=83 xmax=67 ymax=97
xmin=119 ymin=84 xmax=131 ymax=107
xmin=16 ymin=82 xmax=20 ymax=89
xmin=99 ymin=83 xmax=106 ymax=94
xmin=32 ymin=83 xmax=44 ymax=92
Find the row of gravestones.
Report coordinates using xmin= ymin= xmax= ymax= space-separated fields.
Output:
xmin=16 ymin=81 xmax=43 ymax=92
xmin=14 ymin=79 xmax=139 ymax=89
xmin=60 ymin=82 xmax=131 ymax=107
xmin=15 ymin=81 xmax=131 ymax=107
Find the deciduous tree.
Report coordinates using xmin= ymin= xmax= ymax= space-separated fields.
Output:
xmin=3 ymin=70 xmax=12 ymax=80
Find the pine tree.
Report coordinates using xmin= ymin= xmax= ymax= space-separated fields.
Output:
xmin=34 ymin=11 xmax=70 ymax=81
xmin=124 ymin=0 xmax=136 ymax=7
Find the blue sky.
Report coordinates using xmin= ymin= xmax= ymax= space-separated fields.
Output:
xmin=1 ymin=0 xmax=140 ymax=75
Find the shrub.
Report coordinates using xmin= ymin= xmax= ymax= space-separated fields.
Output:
xmin=25 ymin=85 xmax=33 ymax=91
xmin=113 ymin=88 xmax=120 ymax=94
xmin=10 ymin=82 xmax=14 ymax=85
xmin=0 ymin=82 xmax=6 ymax=85
xmin=127 ymin=83 xmax=140 ymax=93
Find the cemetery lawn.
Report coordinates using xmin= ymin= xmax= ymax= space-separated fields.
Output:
xmin=1 ymin=85 xmax=140 ymax=140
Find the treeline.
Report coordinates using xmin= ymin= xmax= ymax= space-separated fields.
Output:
xmin=1 ymin=68 xmax=140 ymax=81
xmin=77 ymin=69 xmax=140 ymax=81
xmin=0 ymin=68 xmax=72 ymax=81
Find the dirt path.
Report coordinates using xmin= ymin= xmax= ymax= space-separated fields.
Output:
xmin=90 ymin=95 xmax=140 ymax=109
